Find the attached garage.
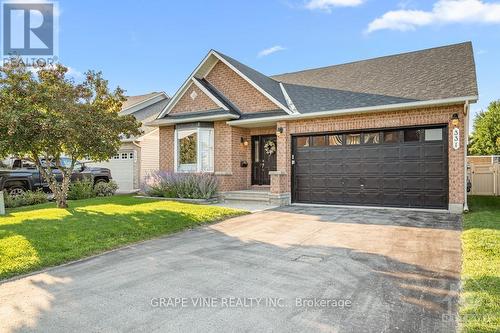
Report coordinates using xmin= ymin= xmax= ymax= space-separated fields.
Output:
xmin=292 ymin=126 xmax=449 ymax=209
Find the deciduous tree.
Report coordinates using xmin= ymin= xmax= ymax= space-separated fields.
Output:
xmin=469 ymin=100 xmax=500 ymax=155
xmin=0 ymin=59 xmax=141 ymax=208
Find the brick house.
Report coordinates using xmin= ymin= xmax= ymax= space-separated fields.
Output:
xmin=149 ymin=42 xmax=478 ymax=213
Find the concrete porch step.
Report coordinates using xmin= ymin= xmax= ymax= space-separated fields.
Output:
xmin=221 ymin=190 xmax=271 ymax=203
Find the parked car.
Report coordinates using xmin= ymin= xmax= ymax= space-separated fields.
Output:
xmin=0 ymin=158 xmax=112 ymax=196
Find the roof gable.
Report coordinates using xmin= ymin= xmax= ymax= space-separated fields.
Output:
xmin=204 ymin=60 xmax=283 ymax=113
xmin=157 ymin=50 xmax=292 ymax=119
xmin=169 ymin=81 xmax=222 ymax=114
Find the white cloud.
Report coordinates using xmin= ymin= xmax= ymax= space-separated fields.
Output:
xmin=367 ymin=0 xmax=500 ymax=33
xmin=305 ymin=0 xmax=364 ymax=11
xmin=66 ymin=67 xmax=84 ymax=80
xmin=258 ymin=45 xmax=286 ymax=58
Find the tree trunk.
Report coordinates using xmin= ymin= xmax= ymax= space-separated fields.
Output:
xmin=48 ymin=178 xmax=67 ymax=209
xmin=31 ymin=154 xmax=75 ymax=209
xmin=55 ymin=192 xmax=68 ymax=208
xmin=57 ymin=170 xmax=72 ymax=209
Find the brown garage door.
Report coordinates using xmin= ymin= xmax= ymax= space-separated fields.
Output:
xmin=292 ymin=126 xmax=448 ymax=209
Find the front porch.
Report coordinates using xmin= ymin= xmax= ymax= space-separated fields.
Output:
xmin=215 ymin=128 xmax=291 ymax=206
xmin=220 ymin=186 xmax=290 ymax=206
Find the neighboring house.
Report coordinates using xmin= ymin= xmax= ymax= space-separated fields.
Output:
xmin=89 ymin=92 xmax=170 ymax=192
xmin=149 ymin=42 xmax=478 ymax=213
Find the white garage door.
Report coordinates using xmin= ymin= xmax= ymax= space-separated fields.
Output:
xmin=88 ymin=152 xmax=135 ymax=192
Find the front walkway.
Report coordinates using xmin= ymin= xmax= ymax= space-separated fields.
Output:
xmin=0 ymin=206 xmax=461 ymax=332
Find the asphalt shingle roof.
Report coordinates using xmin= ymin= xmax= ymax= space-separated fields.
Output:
xmin=282 ymin=83 xmax=418 ymax=114
xmin=160 ymin=42 xmax=477 ymax=123
xmin=122 ymin=92 xmax=162 ymax=110
xmin=272 ymin=42 xmax=478 ymax=102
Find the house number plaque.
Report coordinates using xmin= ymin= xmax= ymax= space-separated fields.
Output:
xmin=452 ymin=128 xmax=460 ymax=150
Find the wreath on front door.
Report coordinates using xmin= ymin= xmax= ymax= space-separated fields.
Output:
xmin=264 ymin=140 xmax=276 ymax=156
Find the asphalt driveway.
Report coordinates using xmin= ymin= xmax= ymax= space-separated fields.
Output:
xmin=0 ymin=206 xmax=462 ymax=333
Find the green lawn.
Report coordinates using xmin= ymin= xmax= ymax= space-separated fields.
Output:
xmin=460 ymin=196 xmax=500 ymax=333
xmin=0 ymin=195 xmax=245 ymax=280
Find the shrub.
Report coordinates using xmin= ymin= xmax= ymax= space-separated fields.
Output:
xmin=67 ymin=180 xmax=95 ymax=200
xmin=141 ymin=172 xmax=218 ymax=199
xmin=3 ymin=189 xmax=48 ymax=208
xmin=141 ymin=171 xmax=175 ymax=198
xmin=94 ymin=180 xmax=118 ymax=197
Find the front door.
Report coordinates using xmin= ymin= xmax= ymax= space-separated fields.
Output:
xmin=251 ymin=135 xmax=277 ymax=185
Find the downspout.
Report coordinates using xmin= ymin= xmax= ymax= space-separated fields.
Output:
xmin=463 ymin=101 xmax=470 ymax=213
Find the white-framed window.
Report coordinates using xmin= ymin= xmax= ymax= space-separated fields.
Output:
xmin=113 ymin=154 xmax=120 ymax=160
xmin=129 ymin=152 xmax=134 ymax=159
xmin=174 ymin=125 xmax=214 ymax=172
xmin=121 ymin=153 xmax=128 ymax=159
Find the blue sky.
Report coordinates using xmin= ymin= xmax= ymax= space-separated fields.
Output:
xmin=57 ymin=0 xmax=499 ymax=127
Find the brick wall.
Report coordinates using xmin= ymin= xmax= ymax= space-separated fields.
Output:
xmin=275 ymin=104 xmax=466 ymax=205
xmin=170 ymin=83 xmax=219 ymax=114
xmin=214 ymin=121 xmax=251 ymax=191
xmin=159 ymin=126 xmax=174 ymax=172
xmin=206 ymin=61 xmax=280 ymax=113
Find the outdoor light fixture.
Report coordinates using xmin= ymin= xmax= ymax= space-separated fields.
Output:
xmin=240 ymin=137 xmax=249 ymax=146
xmin=451 ymin=113 xmax=460 ymax=126
xmin=276 ymin=127 xmax=284 ymax=136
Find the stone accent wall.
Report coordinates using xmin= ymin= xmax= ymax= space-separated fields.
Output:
xmin=275 ymin=104 xmax=466 ymax=206
xmin=206 ymin=61 xmax=280 ymax=113
xmin=170 ymin=83 xmax=219 ymax=114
